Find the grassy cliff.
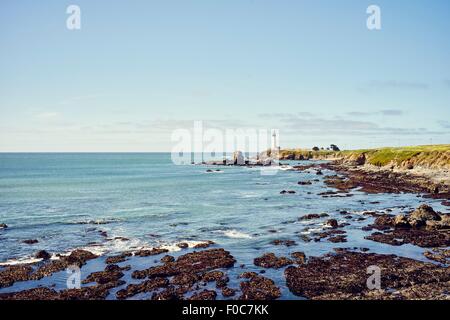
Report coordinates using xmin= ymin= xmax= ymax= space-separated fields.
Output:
xmin=280 ymin=145 xmax=450 ymax=170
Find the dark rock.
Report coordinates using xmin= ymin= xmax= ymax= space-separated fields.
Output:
xmin=365 ymin=228 xmax=450 ymax=247
xmin=328 ymin=235 xmax=347 ymax=243
xmin=423 ymin=248 xmax=450 ymax=264
xmin=0 ymin=265 xmax=33 ymax=288
xmin=30 ymin=250 xmax=98 ymax=281
xmin=270 ymin=239 xmax=296 ymax=247
xmin=82 ymin=269 xmax=124 ymax=285
xmin=221 ymin=287 xmax=236 ymax=297
xmin=161 ymin=255 xmax=175 ymax=263
xmin=0 ymin=223 xmax=7 ymax=229
xmin=291 ymin=252 xmax=306 ymax=264
xmin=285 ymin=250 xmax=450 ymax=300
xmin=171 ymin=272 xmax=200 ymax=286
xmin=410 ymin=204 xmax=441 ymax=223
xmin=116 ymin=277 xmax=169 ymax=299
xmin=134 ymin=248 xmax=169 ymax=257
xmin=177 ymin=242 xmax=189 ymax=249
xmin=35 ymin=250 xmax=51 ymax=260
xmin=239 ymin=272 xmax=281 ymax=300
xmin=23 ymin=239 xmax=38 ymax=245
xmin=105 ymin=252 xmax=132 ymax=264
xmin=326 ymin=219 xmax=339 ymax=229
xmin=393 ymin=215 xmax=410 ymax=228
xmin=202 ymin=270 xmax=224 ymax=283
xmin=189 ymin=289 xmax=217 ymax=300
xmin=280 ymin=190 xmax=296 ymax=194
xmin=254 ymin=253 xmax=293 ymax=269
xmin=151 ymin=286 xmax=183 ymax=300
xmin=299 ymin=213 xmax=329 ymax=221
xmin=132 ymin=249 xmax=235 ymax=280
xmin=193 ymin=240 xmax=215 ymax=249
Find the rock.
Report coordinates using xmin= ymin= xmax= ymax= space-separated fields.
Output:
xmin=410 ymin=204 xmax=441 ymax=223
xmin=28 ymin=250 xmax=98 ymax=282
xmin=298 ymin=181 xmax=312 ymax=185
xmin=23 ymin=239 xmax=39 ymax=245
xmin=291 ymin=252 xmax=306 ymax=264
xmin=355 ymin=153 xmax=366 ymax=165
xmin=134 ymin=248 xmax=169 ymax=257
xmin=0 ymin=265 xmax=34 ymax=288
xmin=221 ymin=287 xmax=236 ymax=297
xmin=171 ymin=272 xmax=200 ymax=286
xmin=285 ymin=250 xmax=450 ymax=300
xmin=105 ymin=252 xmax=132 ymax=264
xmin=239 ymin=272 xmax=281 ymax=300
xmin=82 ymin=269 xmax=124 ymax=285
xmin=270 ymin=239 xmax=296 ymax=247
xmin=0 ymin=223 xmax=7 ymax=229
xmin=116 ymin=277 xmax=169 ymax=299
xmin=426 ymin=214 xmax=450 ymax=230
xmin=423 ymin=248 xmax=450 ymax=264
xmin=132 ymin=249 xmax=235 ymax=280
xmin=193 ymin=240 xmax=215 ymax=249
xmin=161 ymin=255 xmax=175 ymax=263
xmin=328 ymin=235 xmax=347 ymax=243
xmin=232 ymin=151 xmax=245 ymax=165
xmin=253 ymin=253 xmax=293 ymax=269
xmin=177 ymin=242 xmax=189 ymax=249
xmin=299 ymin=213 xmax=329 ymax=221
xmin=189 ymin=289 xmax=217 ymax=300
xmin=372 ymin=214 xmax=395 ymax=229
xmin=365 ymin=228 xmax=450 ymax=247
xmin=326 ymin=219 xmax=338 ymax=229
xmin=316 ymin=170 xmax=323 ymax=175
xmin=393 ymin=215 xmax=410 ymax=228
xmin=35 ymin=250 xmax=51 ymax=260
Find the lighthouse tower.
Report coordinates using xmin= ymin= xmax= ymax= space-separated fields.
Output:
xmin=272 ymin=131 xmax=277 ymax=150
xmin=271 ymin=130 xmax=280 ymax=157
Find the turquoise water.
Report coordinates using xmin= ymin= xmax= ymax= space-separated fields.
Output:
xmin=0 ymin=153 xmax=446 ymax=298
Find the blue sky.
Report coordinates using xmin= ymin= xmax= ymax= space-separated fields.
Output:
xmin=1 ymin=0 xmax=449 ymax=151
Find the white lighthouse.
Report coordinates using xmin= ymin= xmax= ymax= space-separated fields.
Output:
xmin=272 ymin=131 xmax=277 ymax=150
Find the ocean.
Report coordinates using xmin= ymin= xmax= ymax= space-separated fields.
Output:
xmin=0 ymin=153 xmax=446 ymax=298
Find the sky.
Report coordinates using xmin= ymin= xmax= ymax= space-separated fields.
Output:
xmin=0 ymin=0 xmax=449 ymax=152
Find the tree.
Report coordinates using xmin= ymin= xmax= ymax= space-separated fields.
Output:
xmin=330 ymin=144 xmax=340 ymax=151
xmin=312 ymin=146 xmax=320 ymax=152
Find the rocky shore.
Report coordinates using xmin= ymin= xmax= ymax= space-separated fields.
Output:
xmin=1 ymin=199 xmax=448 ymax=300
xmin=1 ymin=146 xmax=449 ymax=300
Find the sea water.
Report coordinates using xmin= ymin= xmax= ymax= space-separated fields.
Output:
xmin=0 ymin=153 xmax=446 ymax=298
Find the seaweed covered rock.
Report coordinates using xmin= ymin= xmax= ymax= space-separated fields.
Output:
xmin=285 ymin=250 xmax=450 ymax=300
xmin=239 ymin=272 xmax=281 ymax=300
xmin=254 ymin=253 xmax=293 ymax=269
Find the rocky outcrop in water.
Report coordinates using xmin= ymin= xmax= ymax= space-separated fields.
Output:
xmin=285 ymin=250 xmax=450 ymax=300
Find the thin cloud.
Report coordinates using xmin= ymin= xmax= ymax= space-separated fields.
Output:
xmin=380 ymin=109 xmax=403 ymax=116
xmin=345 ymin=109 xmax=403 ymax=117
xmin=438 ymin=120 xmax=450 ymax=129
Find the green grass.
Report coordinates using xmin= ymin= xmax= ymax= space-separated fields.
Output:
xmin=280 ymin=144 xmax=450 ymax=167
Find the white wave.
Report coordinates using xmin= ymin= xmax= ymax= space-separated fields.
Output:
xmin=219 ymin=230 xmax=252 ymax=239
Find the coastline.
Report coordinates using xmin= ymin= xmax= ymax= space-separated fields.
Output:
xmin=0 ymin=149 xmax=449 ymax=300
